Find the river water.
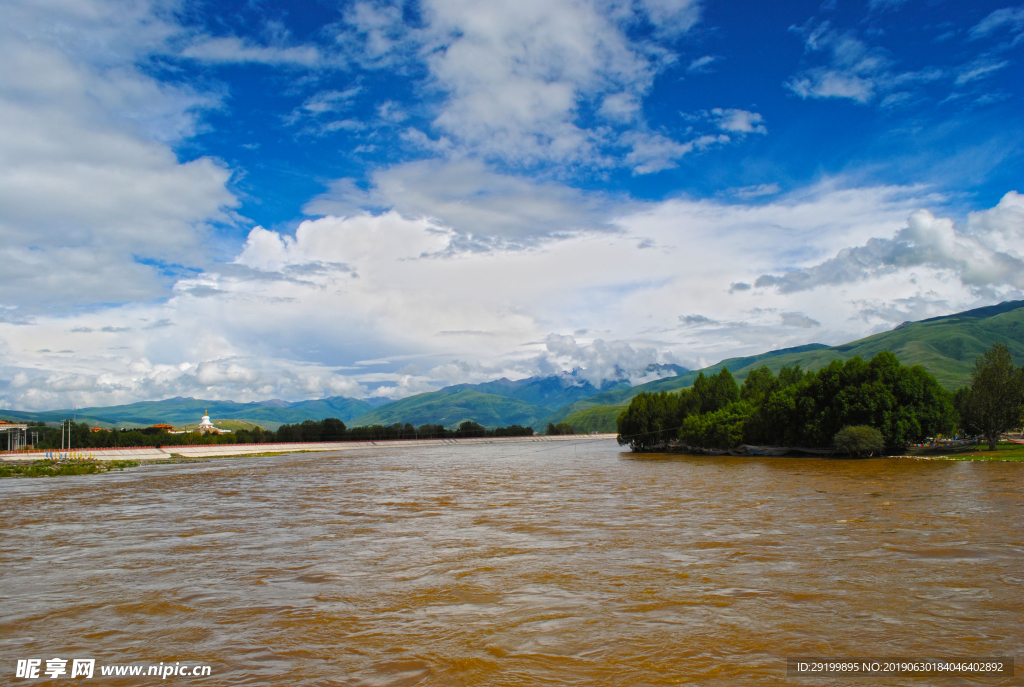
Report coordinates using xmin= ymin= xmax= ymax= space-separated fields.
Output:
xmin=1 ymin=440 xmax=1021 ymax=685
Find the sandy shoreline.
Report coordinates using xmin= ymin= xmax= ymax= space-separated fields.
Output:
xmin=0 ymin=433 xmax=619 ymax=462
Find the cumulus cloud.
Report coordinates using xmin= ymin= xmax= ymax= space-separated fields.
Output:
xmin=338 ymin=0 xmax=699 ymax=170
xmin=2 ymin=180 xmax=1016 ymax=410
xmin=0 ymin=0 xmax=239 ymax=315
xmin=303 ymin=159 xmax=622 ymax=244
xmin=756 ymin=191 xmax=1024 ymax=294
xmin=421 ymin=0 xmax=658 ymax=166
xmin=196 ymin=361 xmax=259 ymax=386
xmin=541 ymin=334 xmax=674 ymax=386
xmin=236 ymin=212 xmax=449 ymax=271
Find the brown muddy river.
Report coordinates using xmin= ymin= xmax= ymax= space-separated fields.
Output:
xmin=1 ymin=439 xmax=1021 ymax=685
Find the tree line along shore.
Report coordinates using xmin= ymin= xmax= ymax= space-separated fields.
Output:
xmin=617 ymin=344 xmax=1024 ymax=455
xmin=9 ymin=344 xmax=1021 ymax=459
xmin=14 ymin=419 xmax=585 ymax=452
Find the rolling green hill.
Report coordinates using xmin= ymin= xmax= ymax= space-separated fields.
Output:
xmin=542 ymin=300 xmax=1024 ymax=433
xmin=561 ymin=405 xmax=624 ymax=433
xmin=693 ymin=299 xmax=1024 ymax=391
xmin=349 ymin=389 xmax=550 ymax=428
xmin=536 ymin=343 xmax=831 ymax=429
xmin=438 ymin=364 xmax=684 ymax=410
xmin=0 ymin=395 xmax=374 ymax=429
xmin=440 ymin=375 xmax=626 ymax=409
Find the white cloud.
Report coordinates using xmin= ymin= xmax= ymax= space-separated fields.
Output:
xmin=780 ymin=312 xmax=821 ymax=328
xmin=785 ymin=21 xmax=943 ymax=105
xmin=970 ymin=5 xmax=1024 ymax=43
xmin=283 ymin=87 xmax=365 ymax=134
xmin=181 ymin=36 xmax=324 ymax=67
xmin=955 ymin=57 xmax=1010 ymax=85
xmin=599 ymin=92 xmax=642 ymax=123
xmin=296 ymin=88 xmax=361 ymax=116
xmin=622 ymin=131 xmax=728 ymax=174
xmin=339 ymin=0 xmax=699 ymax=170
xmin=636 ymin=0 xmax=701 ymax=37
xmin=755 ymin=191 xmax=1024 ymax=294
xmin=541 ymin=334 xmax=675 ymax=386
xmin=679 ymin=314 xmax=716 ymax=325
xmin=303 ymin=159 xmax=622 ymax=244
xmin=711 ymin=108 xmax=767 ymax=134
xmin=733 ymin=183 xmax=781 ymax=199
xmin=196 ymin=361 xmax=259 ymax=386
xmin=7 ymin=177 xmax=999 ymax=411
xmin=687 ymin=55 xmax=718 ymax=73
xmin=0 ymin=0 xmax=238 ymax=314
xmin=422 ymin=0 xmax=653 ymax=166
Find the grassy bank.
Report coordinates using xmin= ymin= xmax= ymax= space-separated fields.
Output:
xmin=905 ymin=441 xmax=1024 ymax=461
xmin=0 ymin=459 xmax=141 ymax=478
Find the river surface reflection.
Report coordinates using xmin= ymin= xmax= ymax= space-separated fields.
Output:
xmin=1 ymin=440 xmax=1021 ymax=685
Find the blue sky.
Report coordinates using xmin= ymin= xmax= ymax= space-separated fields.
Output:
xmin=1 ymin=0 xmax=1023 ymax=409
xmin=182 ymin=0 xmax=1022 ymax=225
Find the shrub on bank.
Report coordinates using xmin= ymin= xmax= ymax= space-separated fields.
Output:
xmin=834 ymin=425 xmax=885 ymax=457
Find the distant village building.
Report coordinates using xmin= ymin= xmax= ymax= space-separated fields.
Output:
xmin=0 ymin=421 xmax=29 ymax=451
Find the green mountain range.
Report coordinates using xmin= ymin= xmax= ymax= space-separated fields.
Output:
xmin=348 ymin=389 xmax=551 ymax=428
xmin=5 ymin=301 xmax=1024 ymax=433
xmin=554 ymin=299 xmax=1024 ymax=432
xmin=0 ymin=396 xmax=374 ymax=430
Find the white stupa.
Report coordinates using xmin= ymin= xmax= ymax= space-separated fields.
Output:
xmin=198 ymin=410 xmax=217 ymax=434
xmin=197 ymin=410 xmax=231 ymax=434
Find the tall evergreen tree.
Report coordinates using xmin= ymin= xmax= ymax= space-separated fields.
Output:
xmin=955 ymin=343 xmax=1024 ymax=449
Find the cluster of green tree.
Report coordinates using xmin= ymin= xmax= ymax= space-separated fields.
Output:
xmin=545 ymin=422 xmax=574 ymax=435
xmin=954 ymin=344 xmax=1024 ymax=449
xmin=617 ymin=351 xmax=957 ymax=452
xmin=31 ymin=422 xmax=243 ymax=449
xmin=273 ymin=419 xmax=534 ymax=442
xmin=31 ymin=418 xmax=536 ymax=449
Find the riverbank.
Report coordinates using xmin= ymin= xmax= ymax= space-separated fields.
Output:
xmin=0 ymin=433 xmax=618 ymax=467
xmin=902 ymin=441 xmax=1024 ymax=461
xmin=630 ymin=440 xmax=1024 ymax=461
